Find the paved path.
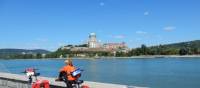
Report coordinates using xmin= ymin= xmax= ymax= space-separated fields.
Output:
xmin=0 ymin=85 xmax=9 ymax=88
xmin=0 ymin=72 xmax=148 ymax=88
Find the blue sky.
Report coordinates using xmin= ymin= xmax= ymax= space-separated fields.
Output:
xmin=0 ymin=0 xmax=200 ymax=51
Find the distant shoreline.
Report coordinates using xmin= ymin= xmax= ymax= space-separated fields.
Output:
xmin=1 ymin=55 xmax=200 ymax=60
xmin=102 ymin=55 xmax=200 ymax=59
xmin=65 ymin=55 xmax=200 ymax=59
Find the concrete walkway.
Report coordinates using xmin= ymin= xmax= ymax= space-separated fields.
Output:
xmin=0 ymin=85 xmax=9 ymax=88
xmin=0 ymin=72 xmax=147 ymax=88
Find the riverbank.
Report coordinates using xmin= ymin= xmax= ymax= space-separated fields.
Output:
xmin=1 ymin=55 xmax=200 ymax=60
xmin=0 ymin=72 xmax=146 ymax=88
xmin=65 ymin=55 xmax=200 ymax=59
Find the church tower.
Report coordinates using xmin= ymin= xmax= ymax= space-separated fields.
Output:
xmin=88 ymin=33 xmax=99 ymax=48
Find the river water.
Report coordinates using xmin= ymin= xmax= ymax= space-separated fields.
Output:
xmin=0 ymin=57 xmax=200 ymax=88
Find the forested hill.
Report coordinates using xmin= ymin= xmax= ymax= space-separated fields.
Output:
xmin=0 ymin=49 xmax=50 ymax=59
xmin=142 ymin=40 xmax=200 ymax=55
xmin=0 ymin=49 xmax=50 ymax=54
xmin=161 ymin=40 xmax=200 ymax=49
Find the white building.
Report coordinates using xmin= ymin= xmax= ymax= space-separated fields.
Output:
xmin=88 ymin=33 xmax=100 ymax=48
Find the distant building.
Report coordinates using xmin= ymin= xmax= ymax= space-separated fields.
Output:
xmin=61 ymin=33 xmax=129 ymax=53
xmin=42 ymin=54 xmax=46 ymax=58
xmin=70 ymin=47 xmax=88 ymax=51
xmin=88 ymin=33 xmax=100 ymax=48
xmin=71 ymin=47 xmax=110 ymax=52
xmin=103 ymin=42 xmax=127 ymax=50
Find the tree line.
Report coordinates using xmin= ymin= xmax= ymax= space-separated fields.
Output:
xmin=46 ymin=44 xmax=200 ymax=58
xmin=1 ymin=40 xmax=200 ymax=59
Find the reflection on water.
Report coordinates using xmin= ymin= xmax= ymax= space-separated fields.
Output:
xmin=0 ymin=58 xmax=200 ymax=88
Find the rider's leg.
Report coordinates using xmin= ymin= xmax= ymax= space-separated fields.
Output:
xmin=56 ymin=71 xmax=66 ymax=81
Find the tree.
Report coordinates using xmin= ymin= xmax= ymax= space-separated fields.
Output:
xmin=141 ymin=44 xmax=148 ymax=55
xmin=75 ymin=44 xmax=88 ymax=47
xmin=116 ymin=51 xmax=126 ymax=57
xmin=179 ymin=48 xmax=188 ymax=55
xmin=134 ymin=48 xmax=142 ymax=56
xmin=36 ymin=53 xmax=42 ymax=58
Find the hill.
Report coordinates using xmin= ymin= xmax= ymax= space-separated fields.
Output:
xmin=0 ymin=49 xmax=51 ymax=59
xmin=131 ymin=40 xmax=200 ymax=55
xmin=0 ymin=49 xmax=50 ymax=54
xmin=161 ymin=40 xmax=200 ymax=49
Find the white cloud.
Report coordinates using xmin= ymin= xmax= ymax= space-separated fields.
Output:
xmin=135 ymin=38 xmax=142 ymax=41
xmin=112 ymin=35 xmax=125 ymax=39
xmin=163 ymin=26 xmax=176 ymax=32
xmin=129 ymin=40 xmax=133 ymax=42
xmin=136 ymin=31 xmax=147 ymax=35
xmin=144 ymin=11 xmax=149 ymax=16
xmin=35 ymin=38 xmax=48 ymax=42
xmin=155 ymin=35 xmax=163 ymax=40
xmin=100 ymin=2 xmax=105 ymax=6
xmin=58 ymin=42 xmax=66 ymax=46
xmin=25 ymin=43 xmax=41 ymax=49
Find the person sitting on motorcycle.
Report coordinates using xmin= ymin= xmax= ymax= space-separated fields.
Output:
xmin=56 ymin=58 xmax=78 ymax=88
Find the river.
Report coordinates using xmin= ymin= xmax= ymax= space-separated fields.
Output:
xmin=0 ymin=57 xmax=200 ymax=88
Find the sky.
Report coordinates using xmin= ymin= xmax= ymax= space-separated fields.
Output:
xmin=0 ymin=0 xmax=200 ymax=51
